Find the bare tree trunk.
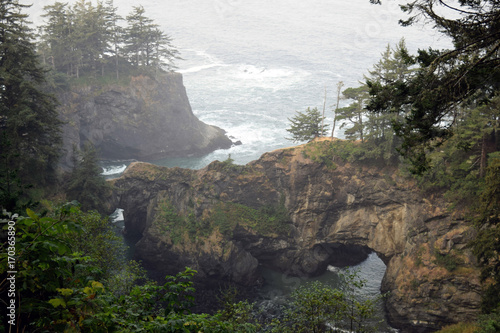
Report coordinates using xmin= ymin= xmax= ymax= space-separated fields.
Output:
xmin=321 ymin=86 xmax=327 ymax=137
xmin=331 ymin=81 xmax=344 ymax=138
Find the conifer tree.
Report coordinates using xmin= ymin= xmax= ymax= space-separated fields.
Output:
xmin=40 ymin=2 xmax=73 ymax=74
xmin=0 ymin=0 xmax=62 ymax=212
xmin=336 ymin=38 xmax=412 ymax=153
xmin=286 ymin=107 xmax=328 ymax=142
xmin=124 ymin=5 xmax=156 ymax=67
xmin=124 ymin=5 xmax=179 ymax=71
xmin=66 ymin=143 xmax=110 ymax=213
xmin=336 ymin=86 xmax=369 ymax=142
xmin=368 ymin=0 xmax=500 ymax=173
xmin=104 ymin=0 xmax=123 ymax=79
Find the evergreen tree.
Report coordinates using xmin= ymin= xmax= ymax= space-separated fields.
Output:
xmin=124 ymin=5 xmax=156 ymax=67
xmin=66 ymin=143 xmax=110 ymax=213
xmin=335 ymin=39 xmax=412 ymax=161
xmin=471 ymin=153 xmax=500 ymax=313
xmin=336 ymin=86 xmax=369 ymax=142
xmin=331 ymin=80 xmax=344 ymax=138
xmin=0 ymin=0 xmax=62 ymax=212
xmin=124 ymin=5 xmax=179 ymax=71
xmin=367 ymin=0 xmax=500 ymax=173
xmin=286 ymin=107 xmax=328 ymax=142
xmin=104 ymin=0 xmax=123 ymax=79
xmin=149 ymin=26 xmax=180 ymax=73
xmin=40 ymin=2 xmax=73 ymax=74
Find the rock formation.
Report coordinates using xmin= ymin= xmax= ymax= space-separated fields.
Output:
xmin=111 ymin=139 xmax=481 ymax=332
xmin=57 ymin=72 xmax=232 ymax=167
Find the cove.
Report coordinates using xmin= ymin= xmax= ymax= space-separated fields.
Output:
xmin=257 ymin=252 xmax=395 ymax=332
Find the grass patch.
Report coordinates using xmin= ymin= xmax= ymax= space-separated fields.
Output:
xmin=436 ymin=322 xmax=478 ymax=333
xmin=152 ymin=197 xmax=291 ymax=245
xmin=433 ymin=250 xmax=463 ymax=272
xmin=208 ymin=201 xmax=291 ymax=237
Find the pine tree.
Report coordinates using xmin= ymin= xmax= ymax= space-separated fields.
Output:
xmin=367 ymin=0 xmax=500 ymax=173
xmin=335 ymin=39 xmax=412 ymax=161
xmin=124 ymin=5 xmax=154 ymax=67
xmin=103 ymin=0 xmax=123 ymax=79
xmin=124 ymin=5 xmax=179 ymax=71
xmin=0 ymin=0 xmax=62 ymax=212
xmin=336 ymin=86 xmax=369 ymax=142
xmin=66 ymin=143 xmax=110 ymax=213
xmin=286 ymin=107 xmax=328 ymax=142
xmin=40 ymin=1 xmax=74 ymax=75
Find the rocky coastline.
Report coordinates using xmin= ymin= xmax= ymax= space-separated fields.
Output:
xmin=57 ymin=72 xmax=232 ymax=168
xmin=111 ymin=139 xmax=481 ymax=332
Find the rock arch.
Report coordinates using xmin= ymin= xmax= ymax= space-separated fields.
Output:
xmin=112 ymin=145 xmax=481 ymax=332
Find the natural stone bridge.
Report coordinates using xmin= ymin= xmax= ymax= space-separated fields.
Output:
xmin=112 ymin=140 xmax=481 ymax=332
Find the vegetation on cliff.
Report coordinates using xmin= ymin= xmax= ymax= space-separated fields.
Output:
xmin=1 ymin=203 xmax=382 ymax=332
xmin=365 ymin=1 xmax=500 ymax=322
xmin=38 ymin=0 xmax=179 ymax=80
xmin=1 ymin=0 xmax=500 ymax=332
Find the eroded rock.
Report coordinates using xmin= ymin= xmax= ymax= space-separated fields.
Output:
xmin=111 ymin=140 xmax=481 ymax=332
xmin=58 ymin=72 xmax=231 ymax=167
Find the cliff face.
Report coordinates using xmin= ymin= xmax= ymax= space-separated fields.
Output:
xmin=58 ymin=72 xmax=231 ymax=167
xmin=111 ymin=139 xmax=481 ymax=332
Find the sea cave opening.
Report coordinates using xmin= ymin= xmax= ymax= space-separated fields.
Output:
xmin=257 ymin=243 xmax=393 ymax=331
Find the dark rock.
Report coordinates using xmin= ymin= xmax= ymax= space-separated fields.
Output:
xmin=58 ymin=73 xmax=232 ymax=168
xmin=111 ymin=139 xmax=481 ymax=332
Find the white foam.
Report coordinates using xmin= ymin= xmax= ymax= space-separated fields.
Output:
xmin=229 ymin=64 xmax=311 ymax=91
xmin=110 ymin=208 xmax=124 ymax=223
xmin=101 ymin=164 xmax=127 ymax=176
xmin=327 ymin=265 xmax=341 ymax=273
xmin=179 ymin=63 xmax=227 ymax=74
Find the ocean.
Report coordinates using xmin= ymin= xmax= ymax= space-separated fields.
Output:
xmin=26 ymin=1 xmax=452 ymax=330
xmin=26 ymin=0 xmax=452 ymax=173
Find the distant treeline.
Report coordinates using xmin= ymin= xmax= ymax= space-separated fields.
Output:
xmin=37 ymin=0 xmax=179 ymax=79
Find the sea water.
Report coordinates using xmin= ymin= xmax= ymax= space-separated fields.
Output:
xmin=26 ymin=0 xmax=452 ymax=172
xmin=26 ymin=1 xmax=452 ymax=329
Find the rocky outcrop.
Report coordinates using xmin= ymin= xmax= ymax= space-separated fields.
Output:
xmin=58 ymin=72 xmax=231 ymax=167
xmin=111 ymin=139 xmax=481 ymax=332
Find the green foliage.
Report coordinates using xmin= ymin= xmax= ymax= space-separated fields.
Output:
xmin=336 ymin=86 xmax=369 ymax=142
xmin=0 ymin=203 xmax=99 ymax=331
xmin=270 ymin=270 xmax=381 ymax=333
xmin=330 ymin=39 xmax=411 ymax=164
xmin=367 ymin=1 xmax=500 ymax=174
xmin=39 ymin=0 xmax=180 ymax=80
xmin=278 ymin=280 xmax=345 ymax=332
xmin=0 ymin=0 xmax=62 ymax=213
xmin=476 ymin=311 xmax=500 ymax=333
xmin=70 ymin=208 xmax=126 ymax=278
xmin=153 ymin=197 xmax=186 ymax=244
xmin=301 ymin=138 xmax=398 ymax=168
xmin=471 ymin=153 xmax=500 ymax=313
xmin=153 ymin=195 xmax=291 ymax=244
xmin=220 ymin=154 xmax=245 ymax=173
xmin=216 ymin=287 xmax=259 ymax=330
xmin=286 ymin=107 xmax=328 ymax=142
xmin=0 ymin=205 xmax=259 ymax=332
xmin=66 ymin=142 xmax=111 ymax=213
xmin=209 ymin=201 xmax=291 ymax=237
xmin=433 ymin=250 xmax=462 ymax=272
